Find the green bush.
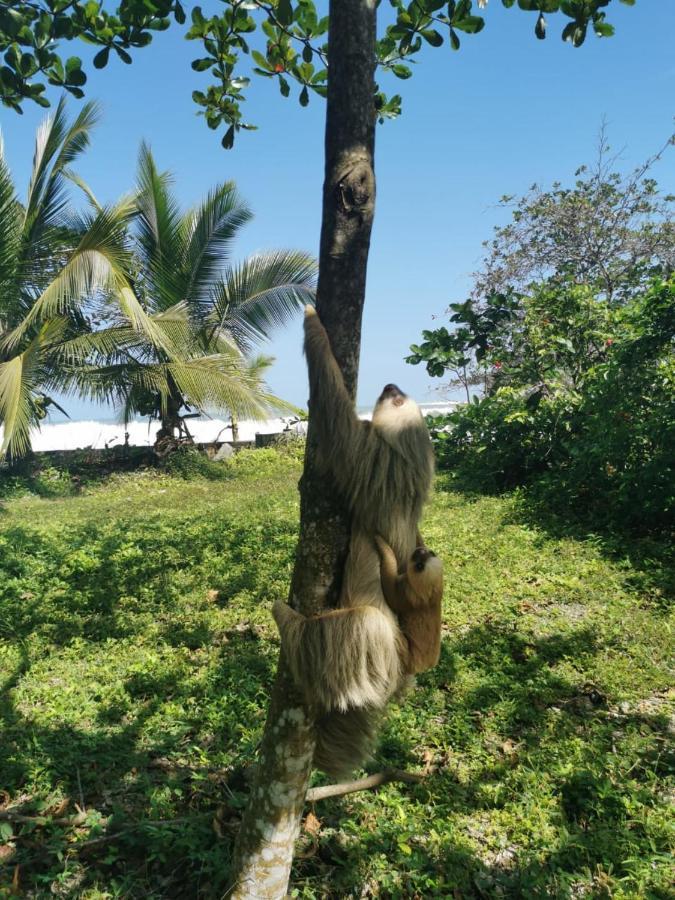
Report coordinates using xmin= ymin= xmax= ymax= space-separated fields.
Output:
xmin=431 ymin=278 xmax=675 ymax=531
xmin=162 ymin=447 xmax=232 ymax=481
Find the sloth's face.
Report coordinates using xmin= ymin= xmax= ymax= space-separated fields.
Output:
xmin=411 ymin=546 xmax=436 ymax=572
xmin=372 ymin=383 xmax=422 ymax=433
xmin=407 ymin=546 xmax=443 ymax=595
xmin=378 ymin=383 xmax=407 ymax=408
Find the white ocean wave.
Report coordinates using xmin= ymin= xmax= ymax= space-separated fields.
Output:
xmin=1 ymin=402 xmax=459 ymax=453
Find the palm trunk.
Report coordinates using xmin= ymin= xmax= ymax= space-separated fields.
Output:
xmin=228 ymin=2 xmax=377 ymax=896
xmin=155 ymin=395 xmax=180 ymax=446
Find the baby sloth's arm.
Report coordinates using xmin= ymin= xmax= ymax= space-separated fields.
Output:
xmin=374 ymin=534 xmax=408 ymax=614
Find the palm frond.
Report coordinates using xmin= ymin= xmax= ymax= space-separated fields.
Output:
xmin=2 ymin=197 xmax=143 ymax=352
xmin=208 ymin=250 xmax=317 ymax=352
xmin=52 ymin=101 xmax=101 ymax=173
xmin=23 ymin=100 xmax=100 ymax=247
xmin=63 ymin=168 xmax=102 ymax=211
xmin=166 ymin=353 xmax=300 ymax=420
xmin=0 ymin=142 xmax=21 ymax=324
xmin=180 ymin=182 xmax=253 ymax=315
xmin=0 ymin=319 xmax=67 ymax=458
xmin=134 ymin=143 xmax=184 ymax=310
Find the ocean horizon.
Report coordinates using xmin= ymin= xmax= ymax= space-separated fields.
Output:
xmin=0 ymin=402 xmax=459 ymax=453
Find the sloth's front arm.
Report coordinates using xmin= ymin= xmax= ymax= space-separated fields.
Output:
xmin=304 ymin=305 xmax=368 ymax=482
xmin=374 ymin=534 xmax=408 ymax=615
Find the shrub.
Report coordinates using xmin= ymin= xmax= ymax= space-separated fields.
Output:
xmin=430 ymin=278 xmax=675 ymax=532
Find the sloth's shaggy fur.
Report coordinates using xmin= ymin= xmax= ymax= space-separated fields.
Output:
xmin=273 ymin=306 xmax=436 ymax=777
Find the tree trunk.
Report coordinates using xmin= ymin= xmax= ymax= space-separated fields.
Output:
xmin=228 ymin=2 xmax=377 ymax=897
xmin=155 ymin=391 xmax=182 ymax=452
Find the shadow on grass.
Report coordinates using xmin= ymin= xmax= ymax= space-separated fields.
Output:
xmin=295 ymin=616 xmax=673 ymax=898
xmin=1 ymin=473 xmax=671 ymax=896
xmin=0 ymin=507 xmax=292 ymax=895
xmin=0 ymin=511 xmax=294 ymax=648
xmin=0 ymin=630 xmax=276 ymax=897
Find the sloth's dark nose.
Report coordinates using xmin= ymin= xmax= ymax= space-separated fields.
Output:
xmin=412 ymin=547 xmax=431 ymax=568
xmin=382 ymin=383 xmax=402 ymax=397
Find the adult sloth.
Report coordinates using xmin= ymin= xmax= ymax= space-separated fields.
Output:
xmin=273 ymin=306 xmax=435 ymax=776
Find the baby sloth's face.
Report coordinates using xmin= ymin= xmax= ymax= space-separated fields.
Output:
xmin=407 ymin=546 xmax=443 ymax=597
xmin=411 ymin=546 xmax=435 ymax=572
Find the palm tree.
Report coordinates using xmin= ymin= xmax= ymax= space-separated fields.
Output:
xmin=62 ymin=144 xmax=316 ymax=449
xmin=0 ymin=99 xmax=143 ymax=459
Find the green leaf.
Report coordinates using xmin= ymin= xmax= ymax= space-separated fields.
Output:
xmin=64 ymin=57 xmax=86 ymax=86
xmin=191 ymin=6 xmax=206 ymax=28
xmin=93 ymin=47 xmax=110 ymax=69
xmin=594 ymin=21 xmax=615 ymax=38
xmin=453 ymin=16 xmax=485 ymax=35
xmin=421 ymin=29 xmax=444 ymax=46
xmin=449 ymin=28 xmax=460 ymax=50
xmin=572 ymin=24 xmax=587 ymax=47
xmin=276 ymin=0 xmax=293 ymax=27
xmin=251 ymin=50 xmax=273 ymax=71
xmin=279 ymin=75 xmax=290 ymax=97
xmin=221 ymin=125 xmax=235 ymax=149
xmin=535 ymin=13 xmax=546 ymax=40
xmin=391 ymin=64 xmax=412 ymax=79
xmin=114 ymin=46 xmax=132 ymax=65
xmin=299 ymin=85 xmax=309 ymax=107
xmin=65 ymin=56 xmax=82 ymax=75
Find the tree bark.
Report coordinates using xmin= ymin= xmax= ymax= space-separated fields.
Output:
xmin=228 ymin=2 xmax=377 ymax=897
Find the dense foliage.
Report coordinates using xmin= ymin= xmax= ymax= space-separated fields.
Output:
xmin=0 ymin=450 xmax=672 ymax=896
xmin=427 ymin=278 xmax=674 ymax=530
xmin=1 ymin=1 xmax=633 ymax=147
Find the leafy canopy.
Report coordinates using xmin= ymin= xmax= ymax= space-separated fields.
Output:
xmin=1 ymin=1 xmax=635 ymax=147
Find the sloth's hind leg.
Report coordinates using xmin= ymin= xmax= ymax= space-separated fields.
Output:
xmin=272 ymin=599 xmax=401 ymax=713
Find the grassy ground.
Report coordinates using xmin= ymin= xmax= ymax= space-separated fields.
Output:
xmin=0 ymin=449 xmax=672 ymax=898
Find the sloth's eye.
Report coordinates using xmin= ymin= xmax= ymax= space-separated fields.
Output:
xmin=415 ymin=562 xmax=425 ymax=572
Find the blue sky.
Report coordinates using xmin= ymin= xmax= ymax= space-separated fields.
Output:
xmin=2 ymin=0 xmax=673 ymax=420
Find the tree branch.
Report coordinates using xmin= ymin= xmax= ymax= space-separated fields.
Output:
xmin=306 ymin=768 xmax=425 ymax=803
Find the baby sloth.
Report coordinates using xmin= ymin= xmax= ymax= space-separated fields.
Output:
xmin=375 ymin=535 xmax=443 ymax=676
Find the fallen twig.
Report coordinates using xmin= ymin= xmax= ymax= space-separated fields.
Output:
xmin=305 ymin=769 xmax=425 ymax=803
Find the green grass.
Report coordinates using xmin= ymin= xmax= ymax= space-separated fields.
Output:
xmin=0 ymin=450 xmax=672 ymax=898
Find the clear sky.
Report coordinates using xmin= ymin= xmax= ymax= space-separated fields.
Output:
xmin=2 ymin=0 xmax=673 ymax=420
